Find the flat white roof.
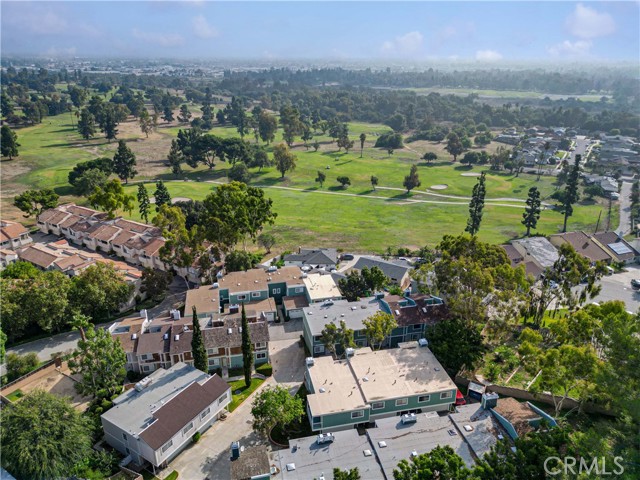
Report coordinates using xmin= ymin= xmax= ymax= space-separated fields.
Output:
xmin=303 ymin=297 xmax=380 ymax=336
xmin=302 ymin=274 xmax=342 ymax=302
xmin=306 ymin=357 xmax=367 ymax=416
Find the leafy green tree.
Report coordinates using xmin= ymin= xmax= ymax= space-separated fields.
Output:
xmin=248 ymin=146 xmax=272 ymax=171
xmin=69 ymin=262 xmax=133 ymax=320
xmin=225 ymin=250 xmax=260 ymax=272
xmin=202 ymin=182 xmax=276 ymax=254
xmin=273 ymin=143 xmax=297 ymax=178
xmin=362 ymin=312 xmax=397 ymax=349
xmin=337 ymin=176 xmax=351 ymax=188
xmin=0 ymin=328 xmax=6 ymax=363
xmin=68 ymin=157 xmax=112 ymax=187
xmin=584 ymin=184 xmax=605 ymax=200
xmin=162 ymin=105 xmax=174 ymax=123
xmin=422 ymin=152 xmax=437 ymax=164
xmin=69 ymin=325 xmax=127 ymax=398
xmin=385 ymin=113 xmax=406 ymax=132
xmin=88 ymin=179 xmax=134 ymax=218
xmin=361 ymin=266 xmax=387 ymax=292
xmin=167 ymin=139 xmax=184 ymax=175
xmin=251 ymin=385 xmax=304 ymax=435
xmin=5 ymin=352 xmax=40 ymax=381
xmin=111 ymin=139 xmax=137 ymax=184
xmin=13 ymin=188 xmax=59 ymax=217
xmin=522 ymin=186 xmax=542 ymax=236
xmin=338 ymin=271 xmax=368 ymax=301
xmin=137 ymin=184 xmax=151 ymax=223
xmin=141 ymin=268 xmax=173 ymax=302
xmin=403 ymin=164 xmax=421 ymax=193
xmin=201 ymin=87 xmax=214 ymax=129
xmin=371 ymin=175 xmax=379 ymax=191
xmin=425 ymin=318 xmax=485 ymax=375
xmin=334 ymin=468 xmax=361 ymax=480
xmin=257 ymin=233 xmax=276 ymax=253
xmin=1 ymin=125 xmax=19 ymax=159
xmin=315 ymin=170 xmax=326 ymax=188
xmin=320 ymin=320 xmax=355 ymax=358
xmin=74 ymin=168 xmax=109 ymax=197
xmin=359 ymin=133 xmax=366 ymax=157
xmin=178 ymin=104 xmax=192 ymax=124
xmin=312 ymin=140 xmax=321 ymax=151
xmin=191 ymin=306 xmax=208 ymax=373
xmin=0 ymin=390 xmax=93 ymax=480
xmin=154 ymin=180 xmax=172 ymax=211
xmin=77 ymin=109 xmax=96 ymax=139
xmin=138 ymin=109 xmax=154 ymax=137
xmin=0 ymin=261 xmax=40 ymax=279
xmin=228 ymin=162 xmax=251 ymax=183
xmin=465 ymin=172 xmax=486 ymax=236
xmin=241 ymin=303 xmax=254 ymax=387
xmin=394 ymin=445 xmax=473 ymax=480
xmin=98 ymin=103 xmax=119 ymax=142
xmin=561 ymin=154 xmax=581 ymax=232
xmin=444 ymin=132 xmax=465 ymax=161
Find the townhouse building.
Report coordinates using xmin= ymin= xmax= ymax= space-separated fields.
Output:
xmin=0 ymin=220 xmax=33 ymax=250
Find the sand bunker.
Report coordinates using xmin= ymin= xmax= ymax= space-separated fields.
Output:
xmin=460 ymin=172 xmax=482 ymax=177
xmin=430 ymin=184 xmax=448 ymax=190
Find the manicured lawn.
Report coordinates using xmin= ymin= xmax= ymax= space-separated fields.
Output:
xmin=6 ymin=389 xmax=25 ymax=402
xmin=227 ymin=377 xmax=265 ymax=412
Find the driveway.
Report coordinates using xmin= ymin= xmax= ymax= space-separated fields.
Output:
xmin=165 ymin=339 xmax=305 ymax=479
xmin=616 ymin=181 xmax=632 ymax=236
xmin=268 ymin=318 xmax=303 ymax=341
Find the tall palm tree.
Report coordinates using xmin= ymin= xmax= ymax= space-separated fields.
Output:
xmin=359 ymin=133 xmax=366 ymax=158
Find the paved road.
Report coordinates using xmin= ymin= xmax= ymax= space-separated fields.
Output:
xmin=592 ymin=265 xmax=640 ymax=312
xmin=165 ymin=338 xmax=305 ymax=480
xmin=616 ymin=181 xmax=632 ymax=236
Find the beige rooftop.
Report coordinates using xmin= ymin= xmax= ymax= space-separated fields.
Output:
xmin=306 ymin=356 xmax=367 ymax=416
xmin=302 ymin=273 xmax=342 ymax=302
xmin=349 ymin=343 xmax=457 ymax=402
xmin=218 ymin=266 xmax=304 ymax=293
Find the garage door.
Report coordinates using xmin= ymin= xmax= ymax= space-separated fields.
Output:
xmin=289 ymin=309 xmax=304 ymax=319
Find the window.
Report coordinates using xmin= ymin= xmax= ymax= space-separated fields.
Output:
xmin=182 ymin=422 xmax=194 ymax=435
xmin=251 ymin=292 xmax=261 ymax=298
xmin=413 ymin=324 xmax=422 ymax=330
xmin=208 ymin=358 xmax=220 ymax=366
xmin=395 ymin=398 xmax=408 ymax=407
xmin=371 ymin=401 xmax=385 ymax=410
xmin=418 ymin=395 xmax=431 ymax=403
xmin=256 ymin=352 xmax=267 ymax=360
xmin=219 ymin=392 xmax=228 ymax=404
xmin=313 ymin=345 xmax=325 ymax=354
xmin=200 ymin=407 xmax=211 ymax=420
xmin=255 ymin=342 xmax=267 ymax=350
xmin=142 ymin=365 xmax=151 ymax=372
xmin=351 ymin=411 xmax=364 ymax=419
xmin=273 ymin=288 xmax=281 ymax=294
xmin=237 ymin=294 xmax=247 ymax=301
xmin=122 ymin=433 xmax=128 ymax=441
xmin=295 ymin=287 xmax=304 ymax=293
xmin=440 ymin=391 xmax=453 ymax=400
xmin=207 ymin=348 xmax=217 ymax=355
xmin=161 ymin=440 xmax=173 ymax=453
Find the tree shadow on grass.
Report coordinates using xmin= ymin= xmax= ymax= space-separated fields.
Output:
xmin=418 ymin=161 xmax=453 ymax=168
xmin=327 ymin=185 xmax=349 ymax=192
xmin=54 ymin=185 xmax=75 ymax=196
xmin=453 ymin=164 xmax=474 ymax=171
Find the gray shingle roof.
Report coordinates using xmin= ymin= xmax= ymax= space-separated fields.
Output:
xmin=352 ymin=257 xmax=410 ymax=282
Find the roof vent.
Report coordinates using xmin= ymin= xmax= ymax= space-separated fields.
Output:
xmin=183 ymin=325 xmax=189 ymax=332
xmin=324 ymin=315 xmax=328 ymax=319
xmin=286 ymin=464 xmax=296 ymax=472
xmin=131 ymin=333 xmax=137 ymax=340
xmin=351 ymin=306 xmax=357 ymax=311
xmin=362 ymin=376 xmax=369 ymax=382
xmin=340 ymin=313 xmax=345 ymax=317
xmin=174 ymin=334 xmax=180 ymax=341
xmin=378 ymin=441 xmax=387 ymax=448
xmin=163 ymin=333 xmax=169 ymax=340
xmin=213 ymin=282 xmax=219 ymax=289
xmin=305 ymin=357 xmax=315 ymax=367
xmin=422 ymin=307 xmax=427 ymax=313
xmin=319 ymin=388 xmax=326 ymax=393
xmin=361 ymin=305 xmax=367 ymax=309
xmin=228 ymin=328 xmax=233 ymax=334
xmin=254 ymin=280 xmax=258 ymax=283
xmin=237 ymin=283 xmax=241 ymax=286
xmin=395 ymin=310 xmax=400 ymax=316
xmin=363 ymin=450 xmax=372 ymax=457
xmin=345 ymin=348 xmax=355 ymax=357
xmin=411 ymin=451 xmax=419 ymax=458
xmin=238 ymin=326 xmax=242 ymax=333
xmin=418 ymin=338 xmax=428 ymax=347
xmin=402 ymin=413 xmax=417 ymax=424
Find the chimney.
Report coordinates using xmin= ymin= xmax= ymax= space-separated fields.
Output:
xmin=139 ymin=309 xmax=148 ymax=320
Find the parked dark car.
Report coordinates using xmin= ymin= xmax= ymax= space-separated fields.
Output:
xmin=341 ymin=254 xmax=354 ymax=261
xmin=631 ymin=279 xmax=640 ymax=290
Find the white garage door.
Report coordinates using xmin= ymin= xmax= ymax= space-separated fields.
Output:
xmin=289 ymin=309 xmax=304 ymax=319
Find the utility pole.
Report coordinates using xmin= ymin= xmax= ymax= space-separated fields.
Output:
xmin=605 ymin=197 xmax=613 ymax=232
xmin=595 ymin=210 xmax=602 ymax=234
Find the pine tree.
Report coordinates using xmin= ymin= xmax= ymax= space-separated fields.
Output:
xmin=191 ymin=306 xmax=208 ymax=373
xmin=178 ymin=104 xmax=192 ymax=123
xmin=465 ymin=172 xmax=486 ymax=236
xmin=154 ymin=181 xmax=171 ymax=211
xmin=167 ymin=139 xmax=184 ymax=176
xmin=77 ymin=109 xmax=96 ymax=140
xmin=201 ymin=87 xmax=213 ymax=129
xmin=403 ymin=164 xmax=421 ymax=193
xmin=111 ymin=140 xmax=137 ymax=184
xmin=241 ymin=303 xmax=254 ymax=387
xmin=522 ymin=186 xmax=542 ymax=236
xmin=561 ymin=155 xmax=581 ymax=233
xmin=162 ymin=105 xmax=174 ymax=123
xmin=1 ymin=125 xmax=20 ymax=159
xmin=137 ymin=184 xmax=151 ymax=223
xmin=139 ymin=109 xmax=154 ymax=137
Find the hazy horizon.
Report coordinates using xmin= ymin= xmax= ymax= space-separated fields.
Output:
xmin=2 ymin=1 xmax=639 ymax=63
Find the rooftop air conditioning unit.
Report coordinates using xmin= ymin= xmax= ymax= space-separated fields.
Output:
xmin=316 ymin=433 xmax=335 ymax=445
xmin=213 ymin=282 xmax=219 ymax=289
xmin=131 ymin=333 xmax=137 ymax=340
xmin=395 ymin=310 xmax=400 ymax=316
xmin=401 ymin=413 xmax=417 ymax=425
xmin=174 ymin=334 xmax=180 ymax=341
xmin=422 ymin=307 xmax=427 ymax=313
xmin=345 ymin=348 xmax=355 ymax=357
xmin=170 ymin=309 xmax=180 ymax=320
xmin=163 ymin=333 xmax=169 ymax=340
xmin=305 ymin=357 xmax=315 ymax=366
xmin=351 ymin=306 xmax=357 ymax=311
xmin=418 ymin=338 xmax=428 ymax=347
xmin=228 ymin=328 xmax=233 ymax=334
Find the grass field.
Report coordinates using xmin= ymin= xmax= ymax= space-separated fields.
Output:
xmin=402 ymin=87 xmax=607 ymax=102
xmin=2 ymin=112 xmax=616 ymax=252
xmin=227 ymin=377 xmax=264 ymax=412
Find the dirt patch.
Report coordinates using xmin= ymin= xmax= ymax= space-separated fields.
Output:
xmin=430 ymin=184 xmax=448 ymax=190
xmin=18 ymin=367 xmax=91 ymax=411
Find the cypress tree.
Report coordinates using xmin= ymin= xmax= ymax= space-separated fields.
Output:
xmin=191 ymin=306 xmax=208 ymax=373
xmin=465 ymin=172 xmax=486 ymax=236
xmin=154 ymin=180 xmax=171 ymax=211
xmin=522 ymin=186 xmax=542 ymax=236
xmin=241 ymin=303 xmax=254 ymax=387
xmin=137 ymin=184 xmax=150 ymax=224
xmin=561 ymin=154 xmax=581 ymax=233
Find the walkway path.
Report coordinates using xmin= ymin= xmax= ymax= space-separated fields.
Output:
xmin=616 ymin=181 xmax=632 ymax=236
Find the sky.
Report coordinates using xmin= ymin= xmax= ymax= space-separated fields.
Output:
xmin=1 ymin=1 xmax=639 ymax=62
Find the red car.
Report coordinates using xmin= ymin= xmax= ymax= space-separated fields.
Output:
xmin=455 ymin=390 xmax=466 ymax=406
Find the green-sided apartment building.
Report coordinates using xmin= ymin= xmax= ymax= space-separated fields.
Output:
xmin=304 ymin=341 xmax=458 ymax=432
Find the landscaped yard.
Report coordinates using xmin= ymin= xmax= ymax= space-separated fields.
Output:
xmin=227 ymin=377 xmax=265 ymax=412
xmin=270 ymin=384 xmax=312 ymax=445
xmin=5 ymin=389 xmax=25 ymax=402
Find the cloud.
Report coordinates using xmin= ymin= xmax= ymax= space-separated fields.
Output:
xmin=192 ymin=15 xmax=218 ymax=39
xmin=475 ymin=50 xmax=503 ymax=61
xmin=566 ymin=3 xmax=615 ymax=39
xmin=132 ymin=28 xmax=185 ymax=47
xmin=548 ymin=40 xmax=592 ymax=57
xmin=380 ymin=31 xmax=424 ymax=56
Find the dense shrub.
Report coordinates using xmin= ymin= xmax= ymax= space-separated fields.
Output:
xmin=256 ymin=363 xmax=273 ymax=377
xmin=374 ymin=132 xmax=404 ymax=149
